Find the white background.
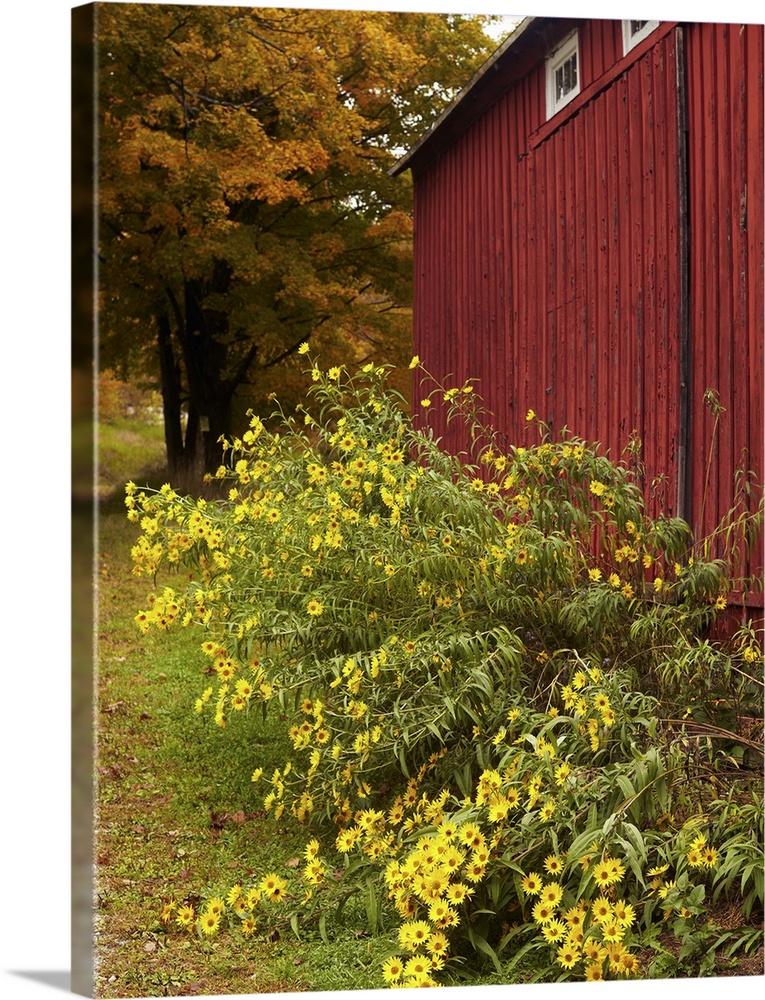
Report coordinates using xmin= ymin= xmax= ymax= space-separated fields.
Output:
xmin=1 ymin=1 xmax=761 ymax=998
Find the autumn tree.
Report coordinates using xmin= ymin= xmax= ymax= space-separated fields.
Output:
xmin=97 ymin=3 xmax=496 ymax=477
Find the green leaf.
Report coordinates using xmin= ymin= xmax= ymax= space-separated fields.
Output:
xmin=503 ymin=936 xmax=546 ymax=973
xmin=467 ymin=925 xmax=503 ymax=973
xmin=364 ymin=879 xmax=379 ymax=934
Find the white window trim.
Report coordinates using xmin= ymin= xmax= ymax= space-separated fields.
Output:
xmin=545 ymin=30 xmax=580 ymax=121
xmin=621 ymin=19 xmax=660 ymax=54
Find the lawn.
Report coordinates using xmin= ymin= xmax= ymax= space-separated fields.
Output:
xmin=95 ymin=495 xmax=412 ymax=997
xmin=94 ymin=420 xmax=428 ymax=997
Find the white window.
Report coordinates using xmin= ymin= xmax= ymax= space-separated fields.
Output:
xmin=545 ymin=31 xmax=580 ymax=120
xmin=621 ymin=19 xmax=659 ymax=54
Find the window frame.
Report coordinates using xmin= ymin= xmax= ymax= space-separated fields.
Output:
xmin=545 ymin=30 xmax=581 ymax=121
xmin=621 ymin=19 xmax=660 ymax=54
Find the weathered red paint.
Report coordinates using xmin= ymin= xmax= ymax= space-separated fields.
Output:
xmin=684 ymin=22 xmax=764 ymax=600
xmin=400 ymin=18 xmax=763 ymax=612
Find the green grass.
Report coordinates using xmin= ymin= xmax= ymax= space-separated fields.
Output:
xmin=94 ymin=421 xmax=404 ymax=996
xmin=94 ymin=493 xmax=567 ymax=996
xmin=96 ymin=490 xmax=411 ymax=997
xmin=97 ymin=417 xmax=167 ymax=498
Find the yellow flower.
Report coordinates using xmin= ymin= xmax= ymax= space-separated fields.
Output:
xmin=306 ymin=597 xmax=324 ymax=617
xmin=245 ymin=887 xmax=262 ymax=908
xmin=554 ymin=763 xmax=572 ymax=786
xmin=590 ymin=896 xmax=612 ymax=923
xmin=426 ymin=930 xmax=449 ymax=957
xmin=381 ymin=956 xmax=405 ymax=983
xmin=465 ymin=859 xmax=486 ymax=883
xmin=303 ymin=860 xmax=326 ymax=884
xmin=487 ymin=797 xmax=509 ymax=822
xmin=259 ymin=873 xmax=288 ymax=902
xmin=428 ymin=899 xmax=455 ymax=925
xmin=541 ymin=919 xmax=567 ymax=943
xmin=540 ymin=881 xmax=564 ymax=906
xmin=564 ymin=905 xmax=586 ymax=929
xmin=686 ymin=847 xmax=704 ymax=867
xmin=556 ymin=943 xmax=581 ymax=969
xmin=532 ymin=900 xmax=556 ymax=924
xmin=505 ymin=787 xmax=521 ymax=809
xmin=583 ymin=940 xmax=606 ymax=963
xmin=403 ymin=954 xmax=433 ymax=979
xmin=611 ymin=900 xmax=636 ymax=927
xmin=399 ymin=919 xmax=431 ymax=952
xmin=592 ymin=857 xmax=623 ymax=888
xmin=409 ymin=355 xmax=421 ymax=369
xmin=526 ymin=408 xmax=536 ymax=421
xmin=600 ymin=920 xmax=624 ymax=944
xmin=304 ymin=838 xmax=320 ymax=860
xmin=420 ymin=398 xmax=432 ymax=408
xmin=445 ymin=882 xmax=473 ymax=905
xmin=540 ymin=798 xmax=557 ymax=821
xmin=615 ymin=950 xmax=640 ymax=976
xmin=199 ymin=911 xmax=220 ymax=936
xmin=600 ymin=707 xmax=616 ymax=726
xmin=702 ymin=846 xmax=719 ymax=868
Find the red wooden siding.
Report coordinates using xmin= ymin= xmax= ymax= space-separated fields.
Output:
xmin=684 ymin=22 xmax=764 ymax=598
xmin=410 ymin=19 xmax=763 ymax=606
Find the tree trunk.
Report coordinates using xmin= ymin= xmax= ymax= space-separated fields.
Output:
xmin=181 ymin=271 xmax=232 ymax=474
xmin=158 ymin=264 xmax=259 ymax=481
xmin=157 ymin=313 xmax=188 ymax=478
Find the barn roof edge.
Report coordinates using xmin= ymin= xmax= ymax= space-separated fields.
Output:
xmin=389 ymin=15 xmax=538 ymax=178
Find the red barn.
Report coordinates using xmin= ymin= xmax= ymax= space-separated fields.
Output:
xmin=392 ymin=16 xmax=763 ymax=614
